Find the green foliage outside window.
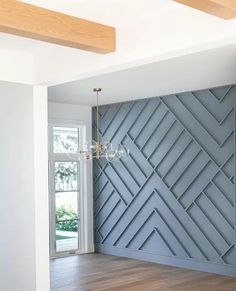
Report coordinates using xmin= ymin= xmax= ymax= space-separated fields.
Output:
xmin=56 ymin=205 xmax=79 ymax=232
xmin=55 ymin=162 xmax=78 ymax=191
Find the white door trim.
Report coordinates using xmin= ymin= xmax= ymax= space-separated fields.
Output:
xmin=48 ymin=121 xmax=94 ymax=258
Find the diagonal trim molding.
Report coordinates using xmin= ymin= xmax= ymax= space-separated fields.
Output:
xmin=93 ymin=85 xmax=236 ymax=277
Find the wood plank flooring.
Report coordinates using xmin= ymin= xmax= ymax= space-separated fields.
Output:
xmin=50 ymin=253 xmax=236 ymax=291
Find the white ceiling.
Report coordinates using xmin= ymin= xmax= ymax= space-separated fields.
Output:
xmin=1 ymin=0 xmax=236 ymax=86
xmin=48 ymin=44 xmax=236 ymax=106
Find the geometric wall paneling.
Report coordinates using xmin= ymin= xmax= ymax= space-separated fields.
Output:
xmin=93 ymin=85 xmax=236 ymax=276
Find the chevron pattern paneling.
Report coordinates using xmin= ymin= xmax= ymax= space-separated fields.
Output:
xmin=93 ymin=85 xmax=236 ymax=276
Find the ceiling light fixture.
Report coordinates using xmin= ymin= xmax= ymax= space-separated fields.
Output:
xmin=79 ymin=88 xmax=130 ymax=162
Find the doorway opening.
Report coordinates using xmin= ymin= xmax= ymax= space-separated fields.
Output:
xmin=48 ymin=124 xmax=88 ymax=258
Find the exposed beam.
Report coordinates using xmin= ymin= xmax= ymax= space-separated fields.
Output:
xmin=0 ymin=0 xmax=116 ymax=53
xmin=174 ymin=0 xmax=236 ymax=19
xmin=211 ymin=0 xmax=236 ymax=11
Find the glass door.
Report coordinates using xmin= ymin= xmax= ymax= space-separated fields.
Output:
xmin=49 ymin=126 xmax=81 ymax=257
xmin=54 ymin=161 xmax=79 ymax=253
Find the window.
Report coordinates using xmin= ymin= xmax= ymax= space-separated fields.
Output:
xmin=49 ymin=125 xmax=81 ymax=256
xmin=53 ymin=127 xmax=78 ymax=153
xmin=55 ymin=161 xmax=78 ymax=191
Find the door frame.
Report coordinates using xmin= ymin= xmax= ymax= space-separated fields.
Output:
xmin=48 ymin=121 xmax=93 ymax=258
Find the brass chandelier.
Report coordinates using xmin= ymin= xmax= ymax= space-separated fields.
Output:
xmin=79 ymin=88 xmax=130 ymax=161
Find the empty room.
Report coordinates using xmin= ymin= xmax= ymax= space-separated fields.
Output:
xmin=1 ymin=1 xmax=236 ymax=290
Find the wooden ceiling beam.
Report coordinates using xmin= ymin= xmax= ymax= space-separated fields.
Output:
xmin=211 ymin=0 xmax=236 ymax=12
xmin=174 ymin=0 xmax=236 ymax=19
xmin=0 ymin=0 xmax=116 ymax=53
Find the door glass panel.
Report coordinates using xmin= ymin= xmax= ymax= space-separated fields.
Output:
xmin=55 ymin=191 xmax=79 ymax=253
xmin=55 ymin=162 xmax=78 ymax=191
xmin=53 ymin=127 xmax=78 ymax=153
xmin=54 ymin=161 xmax=79 ymax=253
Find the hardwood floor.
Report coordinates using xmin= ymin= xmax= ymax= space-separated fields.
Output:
xmin=50 ymin=253 xmax=236 ymax=291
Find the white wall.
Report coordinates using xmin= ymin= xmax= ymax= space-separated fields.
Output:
xmin=48 ymin=101 xmax=92 ymax=124
xmin=0 ymin=81 xmax=49 ymax=291
xmin=48 ymin=102 xmax=94 ymax=253
xmin=0 ymin=49 xmax=33 ymax=84
xmin=34 ymin=86 xmax=50 ymax=291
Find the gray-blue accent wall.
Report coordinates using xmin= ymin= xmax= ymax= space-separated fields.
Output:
xmin=93 ymin=85 xmax=236 ymax=277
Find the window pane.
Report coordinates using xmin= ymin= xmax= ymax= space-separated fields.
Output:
xmin=53 ymin=127 xmax=78 ymax=153
xmin=55 ymin=191 xmax=79 ymax=252
xmin=55 ymin=162 xmax=78 ymax=191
